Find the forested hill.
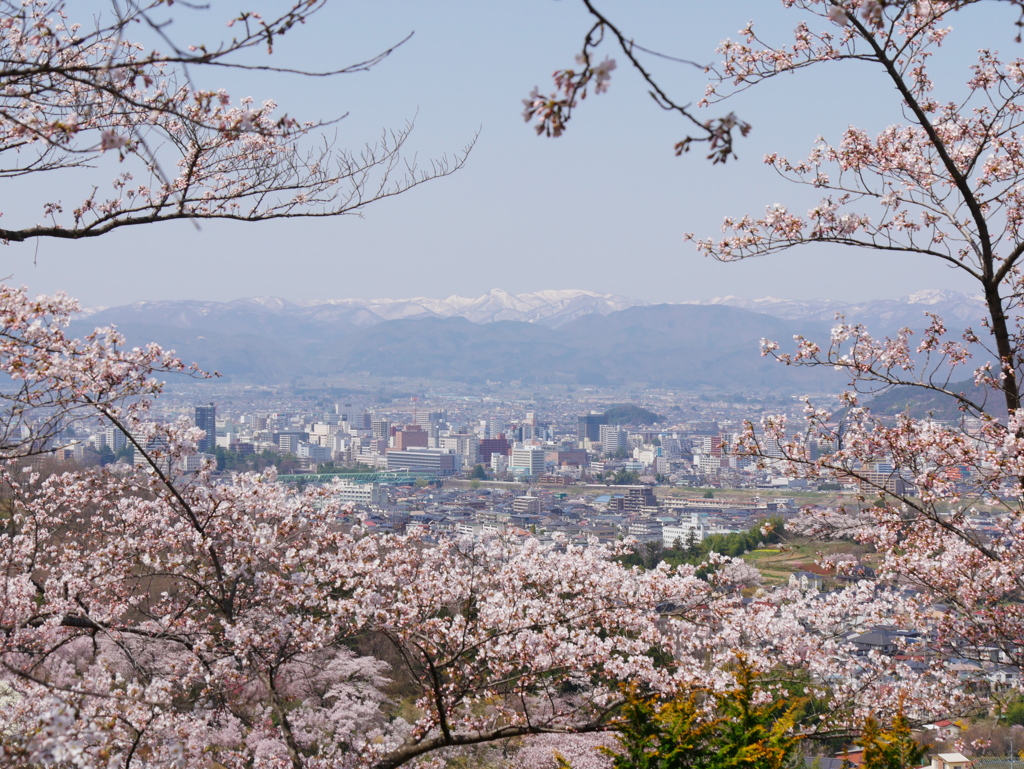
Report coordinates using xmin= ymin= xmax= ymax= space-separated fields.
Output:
xmin=604 ymin=405 xmax=665 ymax=425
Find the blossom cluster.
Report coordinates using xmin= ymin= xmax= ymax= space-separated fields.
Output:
xmin=522 ymin=54 xmax=617 ymax=138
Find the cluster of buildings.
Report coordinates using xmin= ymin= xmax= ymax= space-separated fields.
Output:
xmin=47 ymin=373 xmax=1012 ymax=521
xmin=343 ymin=481 xmax=786 ymax=546
xmin=289 ymin=464 xmax=805 ymax=552
xmin=52 ymin=384 xmax=991 ymax=502
xmin=44 ymin=382 xmax=1024 ymax=764
xmin=59 ymin=390 xmax=803 ymax=547
xmin=163 ymin=400 xmax=795 ymax=487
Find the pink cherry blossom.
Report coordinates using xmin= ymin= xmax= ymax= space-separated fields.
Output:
xmin=5 ymin=2 xmax=1023 ymax=767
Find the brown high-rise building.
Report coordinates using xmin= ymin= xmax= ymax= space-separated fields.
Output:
xmin=479 ymin=435 xmax=511 ymax=464
xmin=394 ymin=425 xmax=429 ymax=451
xmin=623 ymin=485 xmax=658 ymax=513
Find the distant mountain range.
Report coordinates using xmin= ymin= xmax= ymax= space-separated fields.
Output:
xmin=688 ymin=289 xmax=985 ymax=330
xmin=78 ymin=289 xmax=643 ymax=328
xmin=71 ymin=289 xmax=991 ymax=390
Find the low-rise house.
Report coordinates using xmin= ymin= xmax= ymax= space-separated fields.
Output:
xmin=789 ymin=571 xmax=825 ymax=592
xmin=987 ymin=665 xmax=1021 ymax=690
xmin=847 ymin=630 xmax=902 ymax=656
xmin=926 ymin=721 xmax=962 ymax=742
xmin=931 ymin=753 xmax=971 ymax=769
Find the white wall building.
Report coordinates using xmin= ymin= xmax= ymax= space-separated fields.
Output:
xmin=104 ymin=426 xmax=127 ymax=452
xmin=509 ymin=446 xmax=545 ymax=478
xmin=599 ymin=425 xmax=627 ymax=455
xmin=330 ymin=479 xmax=388 ymax=507
xmin=298 ymin=442 xmax=332 ymax=462
xmin=662 ymin=512 xmax=709 ymax=548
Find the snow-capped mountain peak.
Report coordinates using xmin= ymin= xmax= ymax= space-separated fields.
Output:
xmin=75 ymin=289 xmax=990 ymax=331
xmin=80 ymin=289 xmax=645 ymax=327
xmin=901 ymin=289 xmax=982 ymax=305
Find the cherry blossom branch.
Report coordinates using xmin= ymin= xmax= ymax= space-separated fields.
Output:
xmin=0 ymin=2 xmax=470 ymax=244
xmin=522 ymin=0 xmax=750 ymax=162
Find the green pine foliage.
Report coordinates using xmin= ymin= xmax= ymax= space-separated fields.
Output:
xmin=593 ymin=660 xmax=802 ymax=769
xmin=860 ymin=711 xmax=929 ymax=769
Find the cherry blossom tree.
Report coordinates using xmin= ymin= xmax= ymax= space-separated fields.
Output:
xmin=686 ymin=0 xmax=1024 ymax=686
xmin=0 ymin=284 xmax=194 ymax=456
xmin=542 ymin=0 xmax=1024 ymax=713
xmin=525 ymin=0 xmax=1024 ymax=753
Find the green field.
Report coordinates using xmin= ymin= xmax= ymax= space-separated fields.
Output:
xmin=742 ymin=537 xmax=871 ymax=586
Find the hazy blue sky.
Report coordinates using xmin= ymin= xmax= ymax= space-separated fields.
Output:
xmin=3 ymin=1 xmax=1013 ymax=307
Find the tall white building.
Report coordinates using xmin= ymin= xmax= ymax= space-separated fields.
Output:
xmin=104 ymin=426 xmax=127 ymax=452
xmin=509 ymin=446 xmax=545 ymax=478
xmin=440 ymin=434 xmax=479 ymax=464
xmin=599 ymin=425 xmax=627 ymax=455
xmin=297 ymin=442 xmax=332 ymax=462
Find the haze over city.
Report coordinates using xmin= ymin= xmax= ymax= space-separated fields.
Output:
xmin=4 ymin=0 xmax=1014 ymax=307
